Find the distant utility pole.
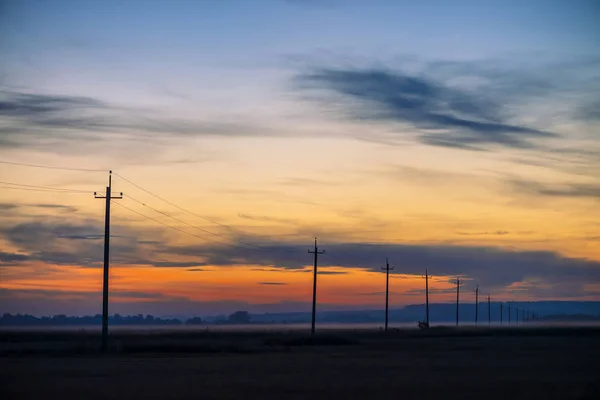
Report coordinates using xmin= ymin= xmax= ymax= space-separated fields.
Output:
xmin=474 ymin=285 xmax=479 ymax=325
xmin=487 ymin=294 xmax=491 ymax=326
xmin=308 ymin=237 xmax=325 ymax=335
xmin=94 ymin=171 xmax=122 ymax=353
xmin=382 ymin=258 xmax=394 ymax=332
xmin=451 ymin=277 xmax=463 ymax=327
xmin=500 ymin=303 xmax=503 ymax=325
xmin=421 ymin=269 xmax=432 ymax=327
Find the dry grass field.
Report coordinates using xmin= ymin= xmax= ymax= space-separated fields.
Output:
xmin=1 ymin=327 xmax=599 ymax=400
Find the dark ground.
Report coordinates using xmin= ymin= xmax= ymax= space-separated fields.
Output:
xmin=1 ymin=327 xmax=599 ymax=400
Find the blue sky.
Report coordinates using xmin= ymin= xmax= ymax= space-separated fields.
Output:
xmin=0 ymin=0 xmax=599 ymax=315
xmin=3 ymin=0 xmax=599 ymax=90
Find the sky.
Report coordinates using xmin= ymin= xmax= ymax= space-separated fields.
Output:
xmin=0 ymin=0 xmax=599 ymax=317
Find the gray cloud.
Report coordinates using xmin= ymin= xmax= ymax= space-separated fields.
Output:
xmin=151 ymin=261 xmax=209 ymax=268
xmin=296 ymin=68 xmax=554 ymax=150
xmin=294 ymin=56 xmax=600 ymax=151
xmin=510 ymin=179 xmax=600 ymax=200
xmin=2 ymin=218 xmax=599 ymax=298
xmin=237 ymin=213 xmax=299 ymax=226
xmin=159 ymin=239 xmax=600 ymax=295
xmin=457 ymin=231 xmax=510 ymax=236
xmin=0 ymin=218 xmax=169 ymax=268
xmin=0 ymin=90 xmax=271 ymax=150
xmin=0 ymin=251 xmax=30 ymax=266
xmin=316 ymin=270 xmax=349 ymax=275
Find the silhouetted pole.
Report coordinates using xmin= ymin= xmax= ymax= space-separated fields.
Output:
xmin=487 ymin=294 xmax=491 ymax=326
xmin=500 ymin=303 xmax=503 ymax=325
xmin=421 ymin=269 xmax=432 ymax=327
xmin=474 ymin=285 xmax=479 ymax=325
xmin=94 ymin=171 xmax=122 ymax=352
xmin=308 ymin=237 xmax=325 ymax=335
xmin=381 ymin=258 xmax=395 ymax=332
xmin=451 ymin=277 xmax=463 ymax=327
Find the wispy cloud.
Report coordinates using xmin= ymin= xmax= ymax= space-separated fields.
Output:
xmin=296 ymin=68 xmax=553 ymax=150
xmin=237 ymin=213 xmax=299 ymax=226
xmin=294 ymin=56 xmax=600 ymax=151
xmin=509 ymin=179 xmax=600 ymax=200
xmin=457 ymin=231 xmax=510 ymax=236
xmin=0 ymin=90 xmax=273 ymax=151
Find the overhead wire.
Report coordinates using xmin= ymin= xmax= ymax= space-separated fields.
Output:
xmin=0 ymin=161 xmax=299 ymax=253
xmin=123 ymin=194 xmax=262 ymax=249
xmin=113 ymin=172 xmax=269 ymax=242
xmin=111 ymin=200 xmax=261 ymax=251
xmin=0 ymin=160 xmax=107 ymax=172
xmin=0 ymin=181 xmax=91 ymax=193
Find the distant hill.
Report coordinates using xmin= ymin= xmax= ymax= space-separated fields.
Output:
xmin=202 ymin=301 xmax=600 ymax=324
xmin=2 ymin=301 xmax=599 ymax=326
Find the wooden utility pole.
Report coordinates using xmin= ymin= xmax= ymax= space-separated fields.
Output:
xmin=421 ymin=269 xmax=432 ymax=327
xmin=474 ymin=285 xmax=479 ymax=325
xmin=451 ymin=277 xmax=463 ymax=327
xmin=487 ymin=294 xmax=491 ymax=326
xmin=94 ymin=171 xmax=122 ymax=352
xmin=308 ymin=237 xmax=325 ymax=335
xmin=382 ymin=258 xmax=394 ymax=332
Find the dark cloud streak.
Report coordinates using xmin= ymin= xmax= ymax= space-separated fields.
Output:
xmin=296 ymin=68 xmax=554 ymax=150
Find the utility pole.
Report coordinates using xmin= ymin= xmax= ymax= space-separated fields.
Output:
xmin=94 ymin=171 xmax=122 ymax=352
xmin=308 ymin=237 xmax=325 ymax=335
xmin=421 ymin=269 xmax=432 ymax=327
xmin=382 ymin=258 xmax=394 ymax=332
xmin=474 ymin=285 xmax=479 ymax=325
xmin=487 ymin=294 xmax=491 ymax=326
xmin=451 ymin=277 xmax=463 ymax=327
xmin=500 ymin=303 xmax=503 ymax=325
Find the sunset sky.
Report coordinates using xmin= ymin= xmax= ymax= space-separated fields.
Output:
xmin=1 ymin=0 xmax=599 ymax=317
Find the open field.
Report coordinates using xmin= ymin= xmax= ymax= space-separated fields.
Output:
xmin=1 ymin=327 xmax=599 ymax=399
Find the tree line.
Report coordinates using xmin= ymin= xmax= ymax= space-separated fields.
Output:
xmin=0 ymin=312 xmax=251 ymax=326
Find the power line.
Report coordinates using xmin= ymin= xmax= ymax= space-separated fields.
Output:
xmin=124 ymin=194 xmax=263 ymax=250
xmin=113 ymin=172 xmax=268 ymax=242
xmin=0 ymin=160 xmax=106 ymax=172
xmin=112 ymin=200 xmax=259 ymax=250
xmin=0 ymin=181 xmax=90 ymax=193
xmin=0 ymin=184 xmax=88 ymax=194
